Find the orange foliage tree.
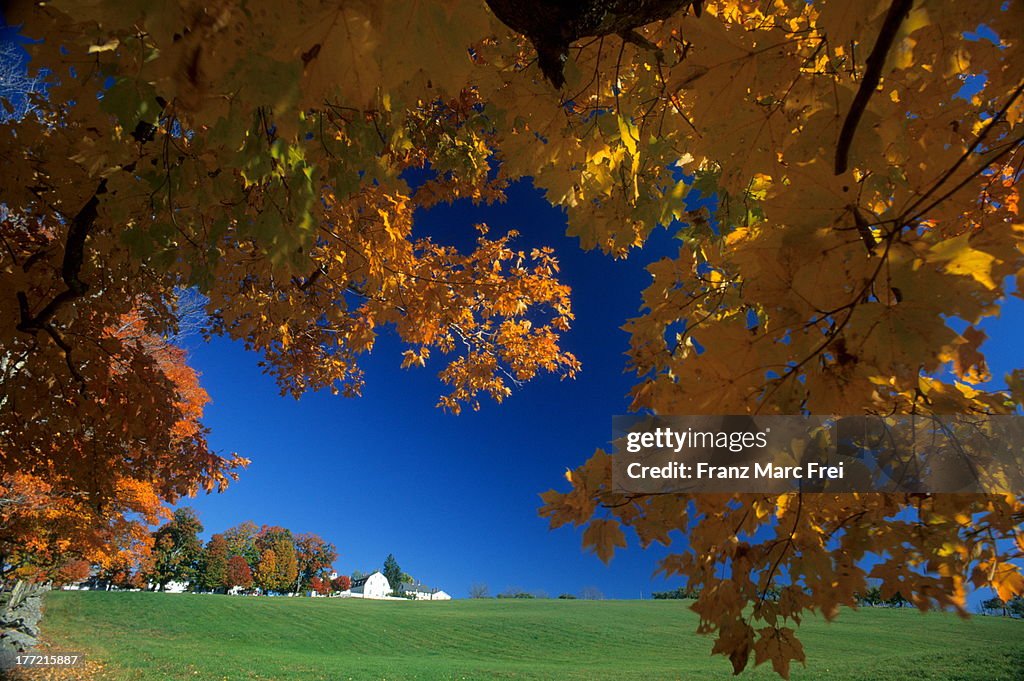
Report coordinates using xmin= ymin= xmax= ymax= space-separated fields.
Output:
xmin=0 ymin=310 xmax=238 ymax=583
xmin=225 ymin=555 xmax=254 ymax=591
xmin=293 ymin=533 xmax=338 ymax=594
xmin=254 ymin=550 xmax=278 ymax=593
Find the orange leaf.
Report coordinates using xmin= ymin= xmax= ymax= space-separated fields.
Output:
xmin=582 ymin=519 xmax=627 ymax=563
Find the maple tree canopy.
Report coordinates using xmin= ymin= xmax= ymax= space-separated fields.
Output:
xmin=1 ymin=0 xmax=1022 ymax=676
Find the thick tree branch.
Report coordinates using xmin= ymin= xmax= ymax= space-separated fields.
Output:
xmin=15 ymin=92 xmax=163 ymax=342
xmin=16 ymin=179 xmax=107 ymax=334
xmin=834 ymin=0 xmax=913 ymax=175
xmin=42 ymin=324 xmax=86 ymax=388
xmin=13 ymin=98 xmax=160 ymax=385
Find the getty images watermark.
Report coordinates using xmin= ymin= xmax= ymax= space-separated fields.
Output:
xmin=612 ymin=415 xmax=1024 ymax=495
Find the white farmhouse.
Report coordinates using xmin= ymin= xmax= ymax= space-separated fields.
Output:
xmin=398 ymin=582 xmax=451 ymax=600
xmin=350 ymin=571 xmax=391 ymax=599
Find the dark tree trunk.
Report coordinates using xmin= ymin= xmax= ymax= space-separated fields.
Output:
xmin=484 ymin=0 xmax=700 ymax=87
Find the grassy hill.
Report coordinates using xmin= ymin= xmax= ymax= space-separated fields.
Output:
xmin=32 ymin=591 xmax=1023 ymax=680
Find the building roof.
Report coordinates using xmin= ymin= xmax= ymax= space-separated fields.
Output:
xmin=400 ymin=582 xmax=439 ymax=593
xmin=351 ymin=571 xmax=385 ymax=588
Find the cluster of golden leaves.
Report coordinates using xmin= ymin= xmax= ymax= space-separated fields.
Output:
xmin=1 ymin=0 xmax=1022 ymax=675
xmin=530 ymin=1 xmax=1024 ymax=676
xmin=2 ymin=0 xmax=580 ymax=406
xmin=1 ymin=0 xmax=575 ymax=584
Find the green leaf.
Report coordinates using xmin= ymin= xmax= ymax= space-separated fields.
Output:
xmin=100 ymin=77 xmax=160 ymax=128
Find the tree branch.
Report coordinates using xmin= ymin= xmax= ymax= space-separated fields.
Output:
xmin=849 ymin=204 xmax=877 ymax=254
xmin=13 ymin=97 xmax=163 ymax=385
xmin=834 ymin=0 xmax=913 ymax=175
xmin=16 ymin=179 xmax=106 ymax=334
xmin=42 ymin=323 xmax=86 ymax=389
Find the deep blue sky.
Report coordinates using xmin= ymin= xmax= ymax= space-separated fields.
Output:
xmin=182 ymin=181 xmax=687 ymax=599
xmin=181 ymin=179 xmax=1023 ymax=604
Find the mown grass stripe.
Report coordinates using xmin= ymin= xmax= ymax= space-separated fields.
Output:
xmin=37 ymin=591 xmax=1024 ymax=680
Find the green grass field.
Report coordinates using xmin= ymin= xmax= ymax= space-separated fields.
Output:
xmin=36 ymin=591 xmax=1023 ymax=680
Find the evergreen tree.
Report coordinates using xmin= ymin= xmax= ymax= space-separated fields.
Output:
xmin=383 ymin=554 xmax=403 ymax=595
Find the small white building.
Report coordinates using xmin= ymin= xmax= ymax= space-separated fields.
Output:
xmin=350 ymin=571 xmax=391 ymax=599
xmin=163 ymin=580 xmax=189 ymax=593
xmin=398 ymin=582 xmax=451 ymax=601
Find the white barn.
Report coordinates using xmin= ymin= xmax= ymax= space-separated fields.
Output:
xmin=349 ymin=571 xmax=391 ymax=599
xmin=398 ymin=582 xmax=451 ymax=601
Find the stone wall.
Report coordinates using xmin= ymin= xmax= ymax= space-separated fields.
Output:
xmin=0 ymin=581 xmax=48 ymax=670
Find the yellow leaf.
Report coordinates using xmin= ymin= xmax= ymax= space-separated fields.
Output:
xmin=88 ymin=39 xmax=120 ymax=53
xmin=950 ymin=326 xmax=990 ymax=384
xmin=993 ymin=563 xmax=1024 ymax=602
xmin=617 ymin=115 xmax=638 ymax=157
xmin=925 ymin=233 xmax=999 ymax=290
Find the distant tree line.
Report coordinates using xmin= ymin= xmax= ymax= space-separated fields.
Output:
xmin=652 ymin=587 xmax=700 ymax=600
xmin=468 ymin=584 xmax=603 ymax=600
xmin=852 ymin=587 xmax=912 ymax=608
xmin=980 ymin=595 xmax=1024 ymax=617
xmin=497 ymin=586 xmax=536 ymax=599
xmin=649 ymin=584 xmax=926 ymax=608
xmin=70 ymin=508 xmax=339 ymax=596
